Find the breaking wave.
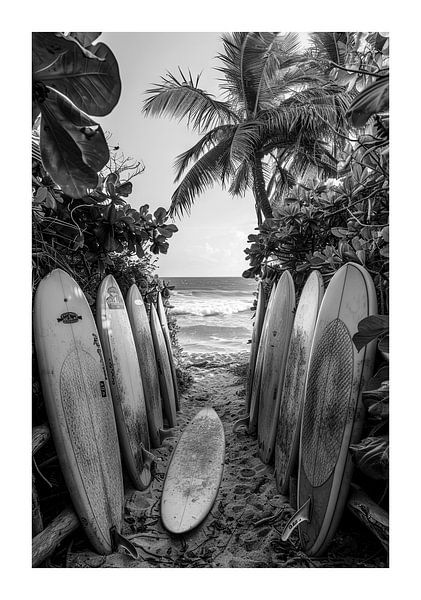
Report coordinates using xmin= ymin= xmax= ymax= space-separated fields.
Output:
xmin=172 ymin=299 xmax=251 ymax=317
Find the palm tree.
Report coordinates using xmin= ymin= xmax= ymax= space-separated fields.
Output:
xmin=143 ymin=32 xmax=352 ymax=222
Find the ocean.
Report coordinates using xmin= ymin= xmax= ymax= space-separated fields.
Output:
xmin=164 ymin=277 xmax=258 ymax=354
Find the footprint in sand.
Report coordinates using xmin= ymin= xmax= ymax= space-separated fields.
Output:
xmin=233 ymin=484 xmax=249 ymax=495
xmin=239 ymin=468 xmax=255 ymax=479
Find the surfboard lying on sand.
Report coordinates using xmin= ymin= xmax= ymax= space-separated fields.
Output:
xmin=161 ymin=407 xmax=225 ymax=534
xmin=274 ymin=271 xmax=324 ymax=493
xmin=97 ymin=275 xmax=153 ymax=491
xmin=157 ymin=292 xmax=180 ymax=411
xmin=126 ymin=285 xmax=169 ymax=448
xmin=245 ymin=281 xmax=266 ymax=412
xmin=282 ymin=263 xmax=377 ymax=556
xmin=33 ymin=269 xmax=124 ymax=554
xmin=233 ymin=282 xmax=276 ymax=435
xmin=257 ymin=271 xmax=295 ymax=463
xmin=150 ymin=303 xmax=177 ymax=428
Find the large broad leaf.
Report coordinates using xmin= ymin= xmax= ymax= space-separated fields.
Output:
xmin=39 ymin=88 xmax=109 ymax=197
xmin=353 ymin=314 xmax=389 ymax=352
xmin=346 ymin=76 xmax=389 ymax=127
xmin=33 ymin=33 xmax=100 ymax=75
xmin=33 ymin=33 xmax=121 ymax=116
xmin=68 ymin=32 xmax=102 ymax=47
xmin=350 ymin=435 xmax=389 ymax=480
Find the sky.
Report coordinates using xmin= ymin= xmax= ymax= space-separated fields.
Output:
xmin=98 ymin=33 xmax=258 ymax=277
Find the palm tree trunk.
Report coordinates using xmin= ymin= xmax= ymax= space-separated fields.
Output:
xmin=252 ymin=154 xmax=272 ymax=219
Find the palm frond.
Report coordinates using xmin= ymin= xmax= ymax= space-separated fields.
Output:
xmin=169 ymin=138 xmax=234 ymax=217
xmin=228 ymin=159 xmax=252 ymax=196
xmin=143 ymin=69 xmax=238 ymax=133
xmin=260 ymin=84 xmax=352 ymax=142
xmin=173 ymin=124 xmax=236 ymax=182
xmin=217 ymin=32 xmax=305 ymax=115
xmin=308 ymin=32 xmax=351 ymax=66
xmin=229 ymin=121 xmax=263 ymax=165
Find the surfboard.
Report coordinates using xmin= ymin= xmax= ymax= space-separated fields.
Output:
xmin=274 ymin=271 xmax=324 ymax=493
xmin=126 ymin=284 xmax=165 ymax=448
xmin=97 ymin=275 xmax=152 ymax=491
xmin=156 ymin=292 xmax=180 ymax=411
xmin=33 ymin=269 xmax=124 ymax=554
xmin=257 ymin=271 xmax=295 ymax=463
xmin=233 ymin=282 xmax=276 ymax=435
xmin=245 ymin=281 xmax=266 ymax=412
xmin=150 ymin=303 xmax=177 ymax=428
xmin=282 ymin=262 xmax=377 ymax=556
xmin=161 ymin=407 xmax=225 ymax=534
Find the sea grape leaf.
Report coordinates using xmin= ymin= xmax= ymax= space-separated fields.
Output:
xmin=115 ymin=181 xmax=133 ymax=197
xmin=33 ymin=33 xmax=121 ymax=116
xmin=349 ymin=435 xmax=389 ymax=480
xmin=353 ymin=314 xmax=389 ymax=352
xmin=362 ymin=382 xmax=389 ymax=421
xmin=39 ymin=89 xmax=110 ymax=197
xmin=154 ymin=207 xmax=167 ymax=224
xmin=365 ymin=366 xmax=389 ymax=390
xmin=331 ymin=227 xmax=349 ymax=238
xmin=381 ymin=225 xmax=389 ymax=242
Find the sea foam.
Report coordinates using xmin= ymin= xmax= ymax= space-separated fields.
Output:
xmin=172 ymin=299 xmax=251 ymax=317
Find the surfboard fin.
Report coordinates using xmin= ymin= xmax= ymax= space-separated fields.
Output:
xmin=159 ymin=427 xmax=175 ymax=443
xmin=110 ymin=527 xmax=138 ymax=559
xmin=233 ymin=415 xmax=249 ymax=433
xmin=137 ymin=445 xmax=155 ymax=489
xmin=281 ymin=497 xmax=311 ymax=542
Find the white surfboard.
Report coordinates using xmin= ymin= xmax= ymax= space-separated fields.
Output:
xmin=97 ymin=274 xmax=152 ymax=490
xmin=33 ymin=269 xmax=124 ymax=554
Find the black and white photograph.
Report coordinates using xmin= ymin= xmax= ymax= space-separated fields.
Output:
xmin=29 ymin=25 xmax=391 ymax=575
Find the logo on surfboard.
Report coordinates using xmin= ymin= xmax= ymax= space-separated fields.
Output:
xmin=105 ymin=286 xmax=124 ymax=310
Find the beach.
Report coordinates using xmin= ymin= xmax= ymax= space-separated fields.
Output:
xmin=164 ymin=277 xmax=257 ymax=354
xmin=66 ymin=354 xmax=386 ymax=568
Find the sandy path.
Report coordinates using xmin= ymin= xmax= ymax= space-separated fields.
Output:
xmin=66 ymin=355 xmax=386 ymax=568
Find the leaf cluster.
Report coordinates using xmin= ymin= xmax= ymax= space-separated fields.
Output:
xmin=33 ymin=32 xmax=121 ymax=198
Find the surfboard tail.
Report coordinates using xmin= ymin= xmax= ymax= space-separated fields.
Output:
xmin=281 ymin=497 xmax=311 ymax=541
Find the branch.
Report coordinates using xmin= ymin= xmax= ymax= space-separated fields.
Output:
xmin=329 ymin=60 xmax=388 ymax=78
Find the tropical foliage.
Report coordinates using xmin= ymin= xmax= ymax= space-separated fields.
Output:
xmin=143 ymin=32 xmax=355 ymax=222
xmin=144 ymin=31 xmax=390 ymax=490
xmin=32 ymin=32 xmax=122 ymax=198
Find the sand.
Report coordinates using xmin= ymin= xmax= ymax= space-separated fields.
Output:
xmin=66 ymin=352 xmax=386 ymax=568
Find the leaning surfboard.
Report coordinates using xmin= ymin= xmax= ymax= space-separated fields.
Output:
xmin=233 ymin=282 xmax=276 ymax=435
xmin=282 ymin=263 xmax=377 ymax=556
xmin=274 ymin=270 xmax=324 ymax=493
xmin=245 ymin=281 xmax=266 ymax=412
xmin=257 ymin=271 xmax=295 ymax=463
xmin=157 ymin=292 xmax=180 ymax=411
xmin=97 ymin=275 xmax=152 ymax=491
xmin=33 ymin=269 xmax=124 ymax=554
xmin=150 ymin=303 xmax=177 ymax=428
xmin=161 ymin=407 xmax=225 ymax=534
xmin=126 ymin=284 xmax=165 ymax=449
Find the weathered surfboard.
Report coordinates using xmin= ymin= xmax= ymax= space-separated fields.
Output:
xmin=126 ymin=284 xmax=165 ymax=448
xmin=150 ymin=303 xmax=177 ymax=428
xmin=161 ymin=407 xmax=225 ymax=534
xmin=257 ymin=271 xmax=295 ymax=463
xmin=283 ymin=263 xmax=377 ymax=556
xmin=97 ymin=275 xmax=152 ymax=491
xmin=274 ymin=270 xmax=324 ymax=493
xmin=245 ymin=281 xmax=266 ymax=412
xmin=157 ymin=292 xmax=180 ymax=411
xmin=33 ymin=269 xmax=124 ymax=554
xmin=245 ymin=282 xmax=277 ymax=435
